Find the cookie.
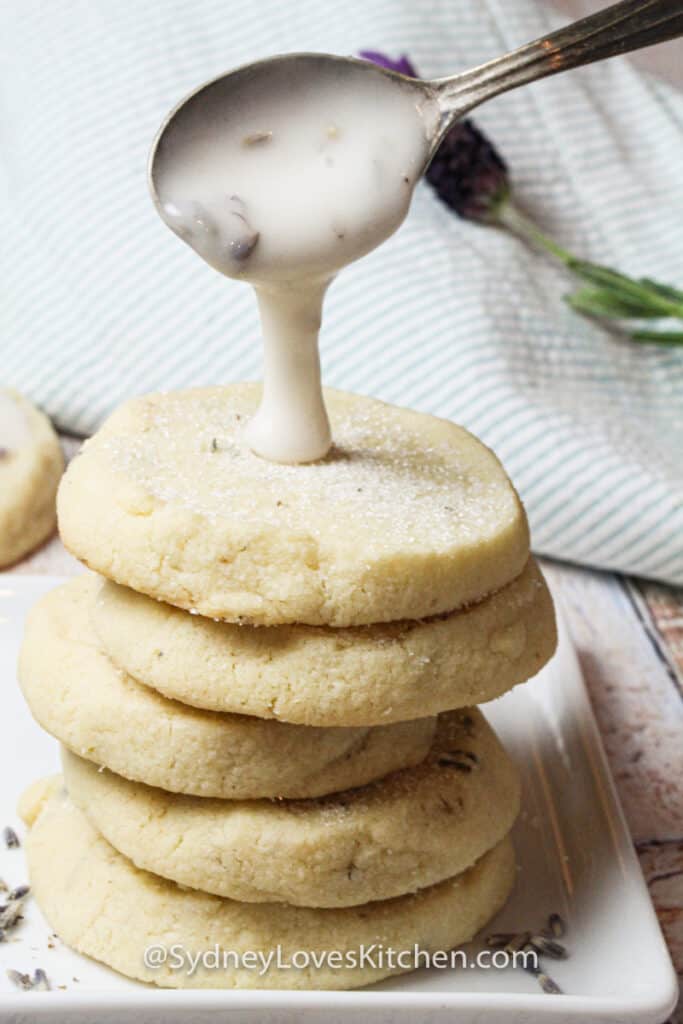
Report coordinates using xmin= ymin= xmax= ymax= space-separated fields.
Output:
xmin=22 ymin=786 xmax=515 ymax=990
xmin=18 ymin=576 xmax=435 ymax=799
xmin=61 ymin=707 xmax=520 ymax=907
xmin=0 ymin=389 xmax=63 ymax=567
xmin=93 ymin=558 xmax=555 ymax=726
xmin=58 ymin=385 xmax=529 ymax=625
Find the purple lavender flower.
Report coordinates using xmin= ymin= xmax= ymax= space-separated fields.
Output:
xmin=426 ymin=119 xmax=509 ymax=224
xmin=358 ymin=51 xmax=418 ymax=78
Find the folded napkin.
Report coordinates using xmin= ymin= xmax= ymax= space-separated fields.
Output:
xmin=2 ymin=0 xmax=682 ymax=585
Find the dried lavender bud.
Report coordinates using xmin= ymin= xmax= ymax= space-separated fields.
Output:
xmin=529 ymin=934 xmax=568 ymax=959
xmin=6 ymin=968 xmax=50 ymax=991
xmin=229 ymin=233 xmax=260 ymax=262
xmin=32 ymin=968 xmax=50 ymax=991
xmin=486 ymin=912 xmax=568 ymax=996
xmin=452 ymin=749 xmax=478 ymax=764
xmin=457 ymin=711 xmax=476 ymax=736
xmin=0 ymin=902 xmax=21 ymax=931
xmin=3 ymin=827 xmax=20 ymax=849
xmin=504 ymin=931 xmax=532 ymax=954
xmin=486 ymin=932 xmax=518 ymax=948
xmin=524 ymin=962 xmax=563 ymax=995
xmin=0 ymin=884 xmax=30 ymax=939
xmin=226 ymin=195 xmax=259 ymax=263
xmin=346 ymin=860 xmax=359 ymax=881
xmin=6 ymin=970 xmax=32 ymax=990
xmin=437 ymin=753 xmax=472 ymax=772
xmin=546 ymin=912 xmax=566 ymax=938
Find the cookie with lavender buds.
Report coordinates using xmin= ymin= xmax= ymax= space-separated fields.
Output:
xmin=18 ymin=576 xmax=435 ymax=800
xmin=92 ymin=558 xmax=555 ymax=727
xmin=58 ymin=385 xmax=529 ymax=626
xmin=60 ymin=707 xmax=520 ymax=908
xmin=0 ymin=390 xmax=63 ymax=568
xmin=21 ymin=787 xmax=515 ymax=990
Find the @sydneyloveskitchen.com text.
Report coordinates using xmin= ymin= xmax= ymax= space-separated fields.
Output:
xmin=143 ymin=942 xmax=538 ymax=977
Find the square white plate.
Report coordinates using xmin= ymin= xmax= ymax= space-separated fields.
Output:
xmin=0 ymin=575 xmax=677 ymax=1024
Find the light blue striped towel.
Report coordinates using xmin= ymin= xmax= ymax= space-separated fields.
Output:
xmin=2 ymin=0 xmax=682 ymax=585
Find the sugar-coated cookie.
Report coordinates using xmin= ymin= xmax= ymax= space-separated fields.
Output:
xmin=58 ymin=385 xmax=529 ymax=625
xmin=0 ymin=390 xmax=63 ymax=567
xmin=93 ymin=558 xmax=555 ymax=726
xmin=62 ymin=707 xmax=519 ymax=907
xmin=22 ymin=787 xmax=515 ymax=990
xmin=18 ymin=576 xmax=435 ymax=799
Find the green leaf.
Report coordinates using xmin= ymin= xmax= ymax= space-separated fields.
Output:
xmin=566 ymin=260 xmax=681 ymax=316
xmin=565 ymin=287 xmax=664 ymax=320
xmin=568 ymin=260 xmax=647 ymax=292
xmin=630 ymin=328 xmax=683 ymax=347
xmin=639 ymin=278 xmax=683 ymax=305
xmin=495 ymin=203 xmax=683 ymax=345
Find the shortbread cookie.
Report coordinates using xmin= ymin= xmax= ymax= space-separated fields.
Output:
xmin=0 ymin=390 xmax=63 ymax=567
xmin=58 ymin=385 xmax=529 ymax=625
xmin=18 ymin=576 xmax=435 ymax=798
xmin=93 ymin=559 xmax=555 ymax=726
xmin=22 ymin=786 xmax=515 ymax=990
xmin=62 ymin=707 xmax=520 ymax=907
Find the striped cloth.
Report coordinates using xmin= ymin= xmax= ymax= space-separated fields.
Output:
xmin=2 ymin=1 xmax=682 ymax=585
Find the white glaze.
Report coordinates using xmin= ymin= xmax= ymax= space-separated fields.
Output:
xmin=0 ymin=391 xmax=31 ymax=457
xmin=156 ymin=59 xmax=434 ymax=462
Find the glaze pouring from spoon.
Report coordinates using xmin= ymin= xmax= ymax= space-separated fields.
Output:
xmin=152 ymin=57 xmax=435 ymax=463
xmin=149 ymin=0 xmax=683 ymax=464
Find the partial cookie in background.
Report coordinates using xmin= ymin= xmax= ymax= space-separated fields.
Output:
xmin=18 ymin=576 xmax=436 ymax=799
xmin=22 ymin=787 xmax=516 ymax=990
xmin=93 ymin=559 xmax=556 ymax=726
xmin=58 ymin=385 xmax=530 ymax=626
xmin=61 ymin=708 xmax=520 ymax=907
xmin=0 ymin=390 xmax=63 ymax=568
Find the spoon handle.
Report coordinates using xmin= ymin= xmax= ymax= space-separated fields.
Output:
xmin=435 ymin=0 xmax=683 ymax=120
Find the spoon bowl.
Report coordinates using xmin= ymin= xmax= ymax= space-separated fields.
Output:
xmin=149 ymin=53 xmax=436 ymax=210
xmin=150 ymin=0 xmax=683 ymax=206
xmin=150 ymin=53 xmax=437 ymax=283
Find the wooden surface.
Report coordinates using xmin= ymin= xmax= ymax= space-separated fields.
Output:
xmin=543 ymin=560 xmax=683 ymax=1020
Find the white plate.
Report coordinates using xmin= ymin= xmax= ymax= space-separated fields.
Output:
xmin=0 ymin=575 xmax=677 ymax=1024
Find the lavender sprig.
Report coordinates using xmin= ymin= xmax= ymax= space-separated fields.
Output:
xmin=498 ymin=202 xmax=683 ymax=346
xmin=360 ymin=50 xmax=683 ymax=347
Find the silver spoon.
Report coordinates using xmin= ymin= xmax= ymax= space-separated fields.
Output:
xmin=149 ymin=0 xmax=683 ymax=198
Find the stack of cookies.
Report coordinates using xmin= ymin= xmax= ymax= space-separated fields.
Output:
xmin=17 ymin=385 xmax=556 ymax=989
